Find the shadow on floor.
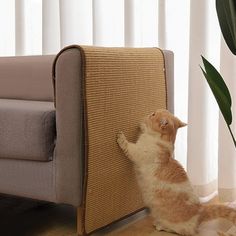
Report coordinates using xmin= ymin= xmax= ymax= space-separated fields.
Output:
xmin=0 ymin=195 xmax=77 ymax=236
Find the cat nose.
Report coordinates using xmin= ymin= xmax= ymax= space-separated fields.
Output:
xmin=160 ymin=119 xmax=168 ymax=126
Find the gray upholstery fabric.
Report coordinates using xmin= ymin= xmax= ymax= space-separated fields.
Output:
xmin=53 ymin=48 xmax=83 ymax=206
xmin=163 ymin=50 xmax=174 ymax=113
xmin=0 ymin=99 xmax=56 ymax=161
xmin=0 ymin=55 xmax=54 ymax=101
xmin=0 ymin=158 xmax=56 ymax=202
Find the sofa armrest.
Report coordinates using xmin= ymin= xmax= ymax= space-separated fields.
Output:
xmin=163 ymin=50 xmax=174 ymax=113
xmin=53 ymin=48 xmax=84 ymax=206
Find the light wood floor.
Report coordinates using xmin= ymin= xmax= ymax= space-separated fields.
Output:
xmin=1 ymin=195 xmax=236 ymax=236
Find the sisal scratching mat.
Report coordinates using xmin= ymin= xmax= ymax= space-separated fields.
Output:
xmin=57 ymin=45 xmax=167 ymax=235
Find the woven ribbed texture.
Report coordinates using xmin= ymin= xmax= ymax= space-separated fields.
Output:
xmin=82 ymin=46 xmax=167 ymax=234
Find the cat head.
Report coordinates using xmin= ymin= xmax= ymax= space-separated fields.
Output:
xmin=143 ymin=109 xmax=187 ymax=143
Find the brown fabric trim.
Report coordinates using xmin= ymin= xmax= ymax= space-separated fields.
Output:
xmin=80 ymin=46 xmax=88 ymax=236
xmin=158 ymin=48 xmax=168 ymax=110
xmin=52 ymin=45 xmax=82 ymax=108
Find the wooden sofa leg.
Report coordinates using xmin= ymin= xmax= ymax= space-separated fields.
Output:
xmin=77 ymin=207 xmax=85 ymax=236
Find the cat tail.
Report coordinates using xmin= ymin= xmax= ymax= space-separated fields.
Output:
xmin=199 ymin=204 xmax=236 ymax=224
xmin=217 ymin=232 xmax=234 ymax=236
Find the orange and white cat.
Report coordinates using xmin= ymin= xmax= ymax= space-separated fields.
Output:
xmin=117 ymin=109 xmax=236 ymax=236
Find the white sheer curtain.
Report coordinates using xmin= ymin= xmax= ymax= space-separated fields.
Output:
xmin=187 ymin=0 xmax=220 ymax=200
xmin=218 ymin=38 xmax=236 ymax=202
xmin=0 ymin=0 xmax=235 ymax=202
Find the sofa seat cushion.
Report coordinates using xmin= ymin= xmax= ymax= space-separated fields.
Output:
xmin=0 ymin=99 xmax=56 ymax=161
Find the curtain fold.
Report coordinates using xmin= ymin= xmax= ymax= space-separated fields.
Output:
xmin=0 ymin=0 xmax=15 ymax=56
xmin=24 ymin=0 xmax=42 ymax=55
xmin=0 ymin=0 xmax=236 ymax=202
xmin=15 ymin=0 xmax=25 ymax=55
xmin=187 ymin=0 xmax=215 ymax=196
xmin=92 ymin=0 xmax=124 ymax=46
xmin=218 ymin=37 xmax=236 ymax=202
xmin=42 ymin=0 xmax=60 ymax=54
xmin=164 ymin=0 xmax=190 ymax=168
xmin=124 ymin=0 xmax=135 ymax=47
xmin=59 ymin=0 xmax=93 ymax=48
xmin=187 ymin=0 xmax=223 ymax=200
xmin=157 ymin=0 xmax=166 ymax=49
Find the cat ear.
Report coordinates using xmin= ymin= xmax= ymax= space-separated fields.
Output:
xmin=178 ymin=120 xmax=187 ymax=128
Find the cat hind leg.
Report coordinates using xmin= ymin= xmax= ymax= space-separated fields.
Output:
xmin=153 ymin=219 xmax=198 ymax=236
xmin=153 ymin=221 xmax=176 ymax=233
xmin=155 ymin=225 xmax=175 ymax=233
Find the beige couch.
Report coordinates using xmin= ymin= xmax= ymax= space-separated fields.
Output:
xmin=0 ymin=46 xmax=173 ymax=235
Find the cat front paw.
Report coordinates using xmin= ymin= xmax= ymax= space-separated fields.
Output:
xmin=139 ymin=122 xmax=146 ymax=133
xmin=117 ymin=131 xmax=127 ymax=149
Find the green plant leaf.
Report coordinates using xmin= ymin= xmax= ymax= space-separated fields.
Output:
xmin=216 ymin=0 xmax=236 ymax=55
xmin=202 ymin=56 xmax=232 ymax=106
xmin=201 ymin=56 xmax=232 ymax=125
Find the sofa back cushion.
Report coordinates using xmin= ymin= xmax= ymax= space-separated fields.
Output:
xmin=0 ymin=99 xmax=56 ymax=161
xmin=0 ymin=55 xmax=54 ymax=101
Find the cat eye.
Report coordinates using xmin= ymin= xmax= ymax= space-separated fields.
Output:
xmin=151 ymin=112 xmax=155 ymax=116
